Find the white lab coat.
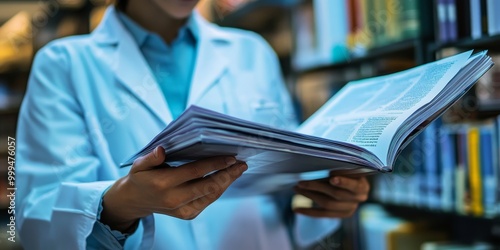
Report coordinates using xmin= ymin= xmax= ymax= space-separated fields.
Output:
xmin=16 ymin=6 xmax=339 ymax=250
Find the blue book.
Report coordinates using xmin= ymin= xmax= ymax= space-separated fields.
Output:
xmin=424 ymin=121 xmax=441 ymax=209
xmin=480 ymin=124 xmax=497 ymax=217
xmin=447 ymin=0 xmax=458 ymax=41
xmin=455 ymin=126 xmax=469 ymax=214
xmin=439 ymin=125 xmax=456 ymax=212
xmin=313 ymin=0 xmax=349 ymax=63
xmin=494 ymin=115 xmax=500 ymax=215
xmin=470 ymin=0 xmax=482 ymax=39
xmin=487 ymin=0 xmax=500 ymax=35
xmin=412 ymin=133 xmax=426 ymax=207
xmin=392 ymin=143 xmax=417 ymax=206
xmin=437 ymin=0 xmax=449 ymax=43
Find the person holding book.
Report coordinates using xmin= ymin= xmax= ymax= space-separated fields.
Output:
xmin=15 ymin=0 xmax=370 ymax=249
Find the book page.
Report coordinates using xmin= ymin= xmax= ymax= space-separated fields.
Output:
xmin=297 ymin=51 xmax=472 ymax=164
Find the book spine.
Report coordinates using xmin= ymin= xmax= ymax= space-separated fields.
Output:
xmin=360 ymin=0 xmax=373 ymax=50
xmin=467 ymin=126 xmax=483 ymax=216
xmin=401 ymin=0 xmax=420 ymax=39
xmin=439 ymin=126 xmax=455 ymax=212
xmin=404 ymin=136 xmax=423 ymax=207
xmin=480 ymin=125 xmax=497 ymax=217
xmin=291 ymin=4 xmax=316 ymax=69
xmin=424 ymin=122 xmax=440 ymax=209
xmin=447 ymin=0 xmax=458 ymax=41
xmin=385 ymin=0 xmax=400 ymax=43
xmin=372 ymin=0 xmax=387 ymax=47
xmin=347 ymin=0 xmax=357 ymax=50
xmin=436 ymin=0 xmax=448 ymax=43
xmin=487 ymin=0 xmax=495 ymax=35
xmin=486 ymin=0 xmax=500 ymax=35
xmin=497 ymin=116 xmax=500 ymax=216
xmin=415 ymin=133 xmax=427 ymax=208
xmin=455 ymin=127 xmax=468 ymax=214
xmin=470 ymin=0 xmax=482 ymax=39
xmin=313 ymin=0 xmax=349 ymax=63
xmin=495 ymin=0 xmax=500 ymax=35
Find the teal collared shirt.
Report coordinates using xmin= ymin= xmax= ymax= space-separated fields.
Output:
xmin=117 ymin=11 xmax=198 ymax=119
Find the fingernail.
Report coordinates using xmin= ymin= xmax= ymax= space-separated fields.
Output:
xmin=331 ymin=177 xmax=340 ymax=185
xmin=225 ymin=157 xmax=236 ymax=165
xmin=154 ymin=147 xmax=159 ymax=158
xmin=238 ymin=163 xmax=248 ymax=172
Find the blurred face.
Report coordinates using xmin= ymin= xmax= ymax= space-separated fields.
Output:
xmin=150 ymin=0 xmax=200 ymax=19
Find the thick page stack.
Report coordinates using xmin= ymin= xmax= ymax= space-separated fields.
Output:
xmin=121 ymin=50 xmax=493 ymax=196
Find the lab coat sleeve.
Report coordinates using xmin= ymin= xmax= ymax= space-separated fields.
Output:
xmin=257 ymin=35 xmax=341 ymax=248
xmin=15 ymin=43 xmax=151 ymax=249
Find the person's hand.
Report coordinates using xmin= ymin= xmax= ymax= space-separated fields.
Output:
xmin=100 ymin=146 xmax=247 ymax=233
xmin=293 ymin=173 xmax=369 ymax=218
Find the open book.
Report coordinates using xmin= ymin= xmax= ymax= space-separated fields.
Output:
xmin=121 ymin=50 xmax=493 ymax=196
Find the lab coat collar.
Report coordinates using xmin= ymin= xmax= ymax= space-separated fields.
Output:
xmin=91 ymin=6 xmax=230 ymax=125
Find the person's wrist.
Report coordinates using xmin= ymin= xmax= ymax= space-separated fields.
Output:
xmin=100 ymin=176 xmax=145 ymax=233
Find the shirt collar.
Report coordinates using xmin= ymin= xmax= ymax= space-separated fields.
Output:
xmin=116 ymin=10 xmax=199 ymax=47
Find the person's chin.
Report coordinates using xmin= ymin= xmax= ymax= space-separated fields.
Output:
xmin=166 ymin=9 xmax=193 ymax=19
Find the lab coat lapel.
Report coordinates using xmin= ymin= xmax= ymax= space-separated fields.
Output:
xmin=115 ymin=35 xmax=173 ymax=125
xmin=93 ymin=7 xmax=173 ymax=125
xmin=187 ymin=12 xmax=230 ymax=106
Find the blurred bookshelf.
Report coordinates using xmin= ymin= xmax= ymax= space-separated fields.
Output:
xmin=432 ymin=34 xmax=500 ymax=52
xmin=0 ymin=1 xmax=106 ymax=248
xmin=1 ymin=0 xmax=499 ymax=249
xmin=378 ymin=203 xmax=500 ymax=243
xmin=213 ymin=0 xmax=299 ymax=32
xmin=215 ymin=0 xmax=500 ymax=249
xmin=294 ymin=38 xmax=422 ymax=74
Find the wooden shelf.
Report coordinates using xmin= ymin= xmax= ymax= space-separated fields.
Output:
xmin=369 ymin=202 xmax=500 ymax=245
xmin=432 ymin=34 xmax=500 ymax=52
xmin=477 ymin=99 xmax=500 ymax=112
xmin=295 ymin=38 xmax=421 ymax=74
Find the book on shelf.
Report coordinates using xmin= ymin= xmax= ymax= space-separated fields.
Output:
xmin=435 ymin=0 xmax=500 ymax=42
xmin=121 ymin=50 xmax=493 ymax=197
xmin=293 ymin=0 xmax=425 ymax=69
xmin=435 ymin=0 xmax=448 ymax=43
xmin=470 ymin=0 xmax=482 ymax=39
xmin=375 ymin=118 xmax=500 ymax=217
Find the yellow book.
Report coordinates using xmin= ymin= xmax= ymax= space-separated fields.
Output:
xmin=385 ymin=0 xmax=400 ymax=43
xmin=358 ymin=0 xmax=372 ymax=49
xmin=467 ymin=127 xmax=483 ymax=216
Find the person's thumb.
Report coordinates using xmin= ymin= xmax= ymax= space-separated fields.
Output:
xmin=131 ymin=146 xmax=166 ymax=173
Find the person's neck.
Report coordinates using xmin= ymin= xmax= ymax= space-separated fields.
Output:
xmin=124 ymin=2 xmax=188 ymax=44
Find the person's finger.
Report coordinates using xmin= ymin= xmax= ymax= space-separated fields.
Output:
xmin=131 ymin=146 xmax=166 ymax=173
xmin=294 ymin=187 xmax=358 ymax=212
xmin=293 ymin=207 xmax=356 ymax=218
xmin=161 ymin=163 xmax=248 ymax=219
xmin=297 ymin=180 xmax=367 ymax=202
xmin=167 ymin=162 xmax=248 ymax=209
xmin=329 ymin=176 xmax=370 ymax=195
xmin=170 ymin=156 xmax=238 ymax=185
xmin=188 ymin=162 xmax=248 ymax=194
